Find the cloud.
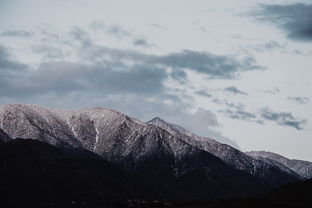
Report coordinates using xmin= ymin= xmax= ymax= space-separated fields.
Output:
xmin=150 ymin=24 xmax=167 ymax=30
xmin=0 ymin=45 xmax=27 ymax=71
xmin=220 ymin=109 xmax=256 ymax=121
xmin=260 ymin=107 xmax=307 ymax=130
xmin=224 ymin=86 xmax=248 ymax=95
xmin=263 ymin=41 xmax=284 ymax=49
xmin=196 ymin=90 xmax=212 ymax=98
xmin=253 ymin=3 xmax=312 ymax=41
xmin=69 ymin=27 xmax=93 ymax=48
xmin=212 ymin=99 xmax=245 ymax=111
xmin=257 ymin=88 xmax=280 ymax=94
xmin=89 ymin=21 xmax=130 ymax=38
xmin=0 ymin=60 xmax=168 ymax=98
xmin=0 ymin=29 xmax=33 ymax=38
xmin=32 ymin=45 xmax=64 ymax=60
xmin=153 ymin=50 xmax=263 ymax=79
xmin=213 ymin=99 xmax=259 ymax=123
xmin=287 ymin=96 xmax=310 ymax=104
xmin=132 ymin=39 xmax=150 ymax=47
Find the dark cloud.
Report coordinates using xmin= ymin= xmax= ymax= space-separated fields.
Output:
xmin=260 ymin=107 xmax=306 ymax=130
xmin=153 ymin=50 xmax=263 ymax=79
xmin=76 ymin=43 xmax=262 ymax=80
xmin=254 ymin=3 xmax=312 ymax=41
xmin=0 ymin=29 xmax=33 ymax=38
xmin=0 ymin=61 xmax=168 ymax=97
xmin=169 ymin=69 xmax=188 ymax=83
xmin=132 ymin=39 xmax=150 ymax=47
xmin=288 ymin=96 xmax=310 ymax=104
xmin=224 ymin=86 xmax=248 ymax=95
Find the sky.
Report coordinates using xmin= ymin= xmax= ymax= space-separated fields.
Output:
xmin=0 ymin=0 xmax=312 ymax=160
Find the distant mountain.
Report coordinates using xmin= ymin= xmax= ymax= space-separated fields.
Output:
xmin=247 ymin=151 xmax=312 ymax=179
xmin=147 ymin=117 xmax=302 ymax=184
xmin=0 ymin=103 xmax=308 ymax=202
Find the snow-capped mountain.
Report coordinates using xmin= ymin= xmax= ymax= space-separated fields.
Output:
xmin=247 ymin=151 xmax=312 ymax=179
xmin=147 ymin=117 xmax=302 ymax=180
xmin=0 ymin=103 xmax=304 ymax=196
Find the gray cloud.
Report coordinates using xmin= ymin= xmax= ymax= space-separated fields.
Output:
xmin=213 ymin=98 xmax=307 ymax=130
xmin=220 ymin=109 xmax=256 ymax=121
xmin=69 ymin=27 xmax=93 ymax=48
xmin=32 ymin=45 xmax=64 ymax=60
xmin=288 ymin=96 xmax=310 ymax=104
xmin=0 ymin=45 xmax=27 ymax=71
xmin=212 ymin=99 xmax=245 ymax=110
xmin=254 ymin=3 xmax=312 ymax=41
xmin=260 ymin=107 xmax=307 ymax=130
xmin=0 ymin=29 xmax=33 ymax=38
xmin=37 ymin=26 xmax=262 ymax=80
xmin=224 ymin=86 xmax=248 ymax=95
xmin=263 ymin=41 xmax=284 ymax=49
xmin=0 ymin=61 xmax=168 ymax=98
xmin=132 ymin=39 xmax=150 ymax=47
xmin=213 ymin=99 xmax=259 ymax=122
xmin=153 ymin=50 xmax=263 ymax=79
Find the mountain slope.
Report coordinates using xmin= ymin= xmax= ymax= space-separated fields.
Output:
xmin=0 ymin=128 xmax=11 ymax=142
xmin=0 ymin=104 xmax=302 ymax=199
xmin=147 ymin=117 xmax=301 ymax=185
xmin=0 ymin=139 xmax=162 ymax=207
xmin=247 ymin=151 xmax=312 ymax=179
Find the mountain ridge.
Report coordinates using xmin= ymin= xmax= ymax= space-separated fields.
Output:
xmin=0 ymin=103 xmax=307 ymax=200
xmin=247 ymin=151 xmax=312 ymax=179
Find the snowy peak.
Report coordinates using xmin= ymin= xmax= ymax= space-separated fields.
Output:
xmin=147 ymin=117 xmax=197 ymax=137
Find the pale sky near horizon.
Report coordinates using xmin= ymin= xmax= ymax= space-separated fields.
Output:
xmin=0 ymin=0 xmax=312 ymax=160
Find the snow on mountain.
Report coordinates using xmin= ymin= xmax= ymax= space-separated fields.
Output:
xmin=0 ymin=104 xmax=277 ymax=198
xmin=247 ymin=151 xmax=312 ymax=179
xmin=0 ymin=104 xmax=303 ymax=187
xmin=147 ymin=117 xmax=302 ymax=180
xmin=0 ymin=104 xmax=217 ymax=170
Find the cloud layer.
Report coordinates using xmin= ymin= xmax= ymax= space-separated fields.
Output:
xmin=254 ymin=3 xmax=312 ymax=41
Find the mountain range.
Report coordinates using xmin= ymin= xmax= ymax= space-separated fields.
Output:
xmin=0 ymin=103 xmax=311 ymax=206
